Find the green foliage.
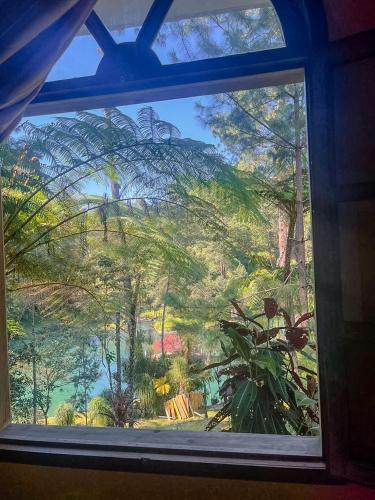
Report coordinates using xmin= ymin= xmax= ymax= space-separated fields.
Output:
xmin=231 ymin=379 xmax=257 ymax=432
xmin=205 ymin=299 xmax=319 ymax=435
xmin=87 ymin=397 xmax=112 ymax=427
xmin=168 ymin=356 xmax=190 ymax=394
xmin=55 ymin=403 xmax=75 ymax=426
xmin=137 ymin=373 xmax=162 ymax=417
xmin=70 ymin=337 xmax=100 ymax=415
xmin=9 ymin=365 xmax=33 ymax=423
xmin=4 ymin=87 xmax=315 ymax=435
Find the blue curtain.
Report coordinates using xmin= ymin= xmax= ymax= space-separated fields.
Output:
xmin=0 ymin=0 xmax=97 ymax=140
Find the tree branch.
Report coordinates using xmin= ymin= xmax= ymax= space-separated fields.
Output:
xmin=6 ymin=197 xmax=208 ymax=267
xmin=225 ymin=93 xmax=296 ymax=149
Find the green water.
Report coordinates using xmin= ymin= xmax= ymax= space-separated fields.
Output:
xmin=49 ymin=373 xmax=220 ymax=417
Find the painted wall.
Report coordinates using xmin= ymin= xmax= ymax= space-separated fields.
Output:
xmin=1 ymin=463 xmax=375 ymax=500
xmin=322 ymin=0 xmax=375 ymax=40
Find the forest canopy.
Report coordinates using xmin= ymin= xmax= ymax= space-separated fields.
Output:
xmin=2 ymin=0 xmax=318 ymax=436
xmin=3 ymin=83 xmax=318 ymax=434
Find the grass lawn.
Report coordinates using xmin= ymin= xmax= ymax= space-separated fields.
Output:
xmin=47 ymin=410 xmax=228 ymax=431
xmin=137 ymin=416 xmax=208 ymax=431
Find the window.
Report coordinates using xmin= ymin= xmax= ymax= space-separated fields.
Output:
xmin=47 ymin=0 xmax=154 ymax=81
xmin=7 ymin=82 xmax=318 ymax=437
xmin=152 ymin=0 xmax=285 ymax=64
xmin=0 ymin=0 xmax=347 ymax=483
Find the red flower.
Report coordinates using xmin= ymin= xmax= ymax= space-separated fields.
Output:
xmin=152 ymin=333 xmax=182 ymax=355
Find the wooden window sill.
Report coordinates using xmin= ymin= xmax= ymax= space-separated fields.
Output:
xmin=0 ymin=424 xmax=331 ymax=483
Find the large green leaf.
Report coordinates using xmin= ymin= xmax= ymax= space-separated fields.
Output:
xmin=267 ymin=374 xmax=289 ymax=403
xmin=253 ymin=350 xmax=278 ymax=378
xmin=220 ymin=340 xmax=229 ymax=357
xmin=294 ymin=390 xmax=316 ymax=408
xmin=274 ymin=376 xmax=289 ymax=402
xmin=231 ymin=379 xmax=257 ymax=432
xmin=226 ymin=328 xmax=254 ymax=361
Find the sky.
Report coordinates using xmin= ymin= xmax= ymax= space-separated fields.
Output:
xmin=23 ymin=33 xmax=222 ymax=196
xmin=29 ymin=34 xmax=218 ymax=145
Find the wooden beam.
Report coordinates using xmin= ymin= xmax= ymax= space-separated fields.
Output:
xmin=25 ymin=48 xmax=305 ymax=116
xmin=26 ymin=69 xmax=304 ymax=117
xmin=305 ymin=51 xmax=347 ymax=480
xmin=0 ymin=424 xmax=329 ymax=483
xmin=85 ymin=10 xmax=117 ymax=53
xmin=136 ymin=0 xmax=173 ymax=49
xmin=0 ymin=424 xmax=322 ymax=458
xmin=0 ymin=190 xmax=10 ymax=430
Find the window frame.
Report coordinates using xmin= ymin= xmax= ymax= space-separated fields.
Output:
xmin=0 ymin=424 xmax=329 ymax=482
xmin=0 ymin=0 xmax=346 ymax=484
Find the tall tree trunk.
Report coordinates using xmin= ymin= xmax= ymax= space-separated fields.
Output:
xmin=160 ymin=276 xmax=170 ymax=359
xmin=277 ymin=207 xmax=289 ymax=268
xmin=105 ymin=109 xmax=140 ymax=426
xmin=203 ymin=382 xmax=209 ymax=418
xmin=32 ymin=351 xmax=37 ymax=424
xmin=125 ymin=273 xmax=140 ymax=428
xmin=115 ymin=311 xmax=121 ymax=396
xmin=293 ymin=93 xmax=308 ymax=312
xmin=283 ymin=208 xmax=296 ymax=283
xmin=31 ymin=304 xmax=37 ymax=424
xmin=112 ymin=177 xmax=134 ymax=428
xmin=84 ymin=387 xmax=88 ymax=426
xmin=100 ymin=332 xmax=114 ymax=394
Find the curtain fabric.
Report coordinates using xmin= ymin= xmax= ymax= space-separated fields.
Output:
xmin=0 ymin=0 xmax=97 ymax=141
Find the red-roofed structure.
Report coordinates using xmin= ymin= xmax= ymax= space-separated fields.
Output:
xmin=152 ymin=332 xmax=182 ymax=357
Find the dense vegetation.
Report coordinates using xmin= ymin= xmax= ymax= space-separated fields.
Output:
xmin=2 ymin=7 xmax=318 ymax=434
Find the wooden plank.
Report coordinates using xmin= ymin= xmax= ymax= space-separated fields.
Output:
xmin=0 ymin=425 xmax=322 ymax=459
xmin=305 ymin=51 xmax=348 ymax=480
xmin=326 ymin=36 xmax=375 ymax=486
xmin=333 ymin=56 xmax=375 ymax=187
xmin=338 ymin=182 xmax=375 ymax=203
xmin=170 ymin=401 xmax=176 ymax=420
xmin=175 ymin=395 xmax=188 ymax=420
xmin=172 ymin=399 xmax=181 ymax=420
xmin=181 ymin=395 xmax=189 ymax=419
xmin=0 ymin=190 xmax=10 ymax=429
xmin=182 ymin=394 xmax=191 ymax=417
xmin=338 ymin=201 xmax=375 ymax=467
xmin=0 ymin=441 xmax=329 ymax=484
xmin=164 ymin=400 xmax=175 ymax=420
xmin=329 ymin=28 xmax=375 ymax=66
xmin=173 ymin=396 xmax=183 ymax=420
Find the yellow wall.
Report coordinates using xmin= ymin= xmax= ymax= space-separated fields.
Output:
xmin=1 ymin=463 xmax=374 ymax=500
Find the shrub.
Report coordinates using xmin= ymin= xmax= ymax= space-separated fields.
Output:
xmin=87 ymin=396 xmax=112 ymax=427
xmin=55 ymin=403 xmax=75 ymax=426
xmin=205 ymin=298 xmax=318 ymax=435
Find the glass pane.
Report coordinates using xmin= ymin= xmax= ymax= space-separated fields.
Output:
xmin=47 ymin=0 xmax=154 ymax=81
xmin=46 ymin=35 xmax=102 ymax=81
xmin=152 ymin=0 xmax=285 ymax=64
xmin=93 ymin=0 xmax=154 ymax=43
xmin=7 ymin=82 xmax=319 ymax=436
